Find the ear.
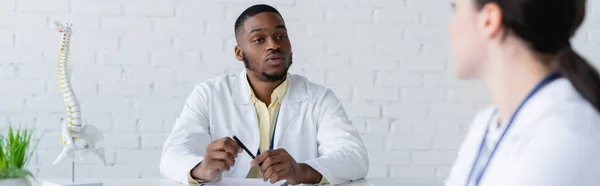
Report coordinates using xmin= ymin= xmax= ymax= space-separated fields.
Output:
xmin=478 ymin=2 xmax=503 ymax=40
xmin=234 ymin=45 xmax=243 ymax=61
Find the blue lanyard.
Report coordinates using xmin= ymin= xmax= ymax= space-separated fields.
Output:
xmin=256 ymin=108 xmax=280 ymax=156
xmin=465 ymin=72 xmax=561 ymax=186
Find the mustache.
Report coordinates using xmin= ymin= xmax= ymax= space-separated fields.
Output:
xmin=269 ymin=49 xmax=283 ymax=55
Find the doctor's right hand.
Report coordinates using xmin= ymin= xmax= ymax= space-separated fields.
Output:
xmin=190 ymin=137 xmax=243 ymax=180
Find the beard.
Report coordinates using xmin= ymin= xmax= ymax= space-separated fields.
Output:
xmin=243 ymin=52 xmax=293 ymax=82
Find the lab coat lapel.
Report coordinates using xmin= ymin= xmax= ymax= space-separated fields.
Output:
xmin=232 ymin=70 xmax=259 ymax=151
xmin=231 ymin=70 xmax=308 ymax=150
xmin=273 ymin=75 xmax=307 ymax=149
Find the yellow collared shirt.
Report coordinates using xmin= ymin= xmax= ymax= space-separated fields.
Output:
xmin=245 ymin=75 xmax=289 ymax=178
xmin=189 ymin=75 xmax=327 ymax=184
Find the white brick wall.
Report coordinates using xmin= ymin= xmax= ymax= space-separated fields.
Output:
xmin=1 ymin=0 xmax=600 ymax=182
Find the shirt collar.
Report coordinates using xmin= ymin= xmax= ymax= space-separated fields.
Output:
xmin=246 ymin=75 xmax=290 ymax=104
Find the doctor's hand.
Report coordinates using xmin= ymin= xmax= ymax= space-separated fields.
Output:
xmin=251 ymin=149 xmax=323 ymax=185
xmin=191 ymin=137 xmax=243 ymax=181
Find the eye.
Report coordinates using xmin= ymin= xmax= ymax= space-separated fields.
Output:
xmin=253 ymin=38 xmax=264 ymax=43
xmin=277 ymin=35 xmax=288 ymax=40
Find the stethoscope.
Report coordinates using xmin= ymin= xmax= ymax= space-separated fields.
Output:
xmin=465 ymin=71 xmax=562 ymax=186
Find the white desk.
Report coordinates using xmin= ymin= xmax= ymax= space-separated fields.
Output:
xmin=35 ymin=178 xmax=444 ymax=186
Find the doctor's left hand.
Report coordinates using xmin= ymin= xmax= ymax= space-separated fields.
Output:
xmin=251 ymin=149 xmax=322 ymax=185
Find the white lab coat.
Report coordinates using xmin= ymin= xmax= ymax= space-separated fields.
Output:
xmin=445 ymin=77 xmax=600 ymax=186
xmin=159 ymin=69 xmax=369 ymax=185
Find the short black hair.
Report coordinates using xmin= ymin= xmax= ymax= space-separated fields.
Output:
xmin=234 ymin=4 xmax=283 ymax=39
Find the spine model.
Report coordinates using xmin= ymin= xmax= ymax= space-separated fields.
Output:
xmin=50 ymin=21 xmax=107 ymax=181
xmin=56 ymin=22 xmax=83 ymax=144
xmin=52 ymin=21 xmax=106 ymax=167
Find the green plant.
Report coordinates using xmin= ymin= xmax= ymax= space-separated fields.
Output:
xmin=0 ymin=124 xmax=39 ymax=180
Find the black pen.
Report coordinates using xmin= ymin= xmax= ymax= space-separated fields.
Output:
xmin=233 ymin=136 xmax=257 ymax=160
xmin=233 ymin=135 xmax=266 ymax=168
xmin=232 ymin=136 xmax=289 ymax=186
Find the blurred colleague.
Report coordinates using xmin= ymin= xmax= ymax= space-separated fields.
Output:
xmin=159 ymin=4 xmax=368 ymax=185
xmin=444 ymin=0 xmax=600 ymax=185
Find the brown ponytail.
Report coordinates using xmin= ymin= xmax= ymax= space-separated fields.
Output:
xmin=558 ymin=47 xmax=600 ymax=112
xmin=475 ymin=0 xmax=598 ymax=112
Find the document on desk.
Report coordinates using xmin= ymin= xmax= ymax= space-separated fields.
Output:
xmin=201 ymin=178 xmax=291 ymax=186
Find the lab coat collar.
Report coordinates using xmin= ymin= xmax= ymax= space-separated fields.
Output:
xmin=232 ymin=69 xmax=307 ymax=105
xmin=231 ymin=69 xmax=308 ymax=149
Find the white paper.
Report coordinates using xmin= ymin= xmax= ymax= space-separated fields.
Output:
xmin=201 ymin=178 xmax=289 ymax=186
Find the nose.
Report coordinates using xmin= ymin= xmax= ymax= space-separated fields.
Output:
xmin=266 ymin=38 xmax=280 ymax=51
